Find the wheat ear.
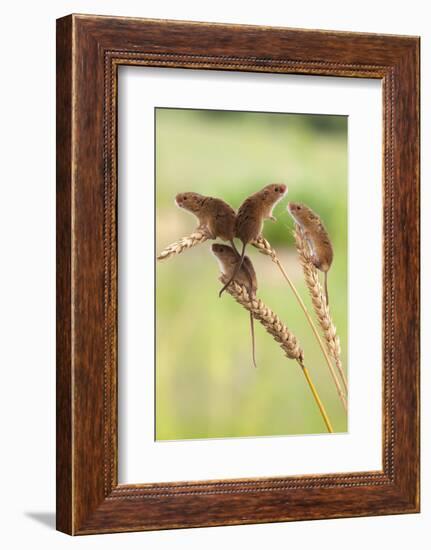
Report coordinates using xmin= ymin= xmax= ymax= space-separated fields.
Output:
xmin=221 ymin=276 xmax=334 ymax=433
xmin=252 ymin=236 xmax=347 ymax=411
xmin=157 ymin=227 xmax=209 ymax=261
xmin=294 ymin=226 xmax=348 ymax=395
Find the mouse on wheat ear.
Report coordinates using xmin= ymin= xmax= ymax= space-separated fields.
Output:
xmin=175 ymin=191 xmax=239 ymax=253
xmin=287 ymin=201 xmax=334 ymax=305
xmin=211 ymin=243 xmax=258 ymax=368
xmin=218 ymin=183 xmax=288 ymax=298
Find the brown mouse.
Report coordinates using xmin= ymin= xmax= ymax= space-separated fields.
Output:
xmin=288 ymin=202 xmax=333 ymax=305
xmin=175 ymin=192 xmax=237 ymax=251
xmin=218 ymin=183 xmax=288 ymax=297
xmin=212 ymin=243 xmax=258 ymax=368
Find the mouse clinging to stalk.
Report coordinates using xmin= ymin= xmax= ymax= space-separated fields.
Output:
xmin=218 ymin=183 xmax=288 ymax=298
xmin=212 ymin=243 xmax=258 ymax=368
xmin=175 ymin=192 xmax=238 ymax=251
xmin=288 ymin=202 xmax=334 ymax=305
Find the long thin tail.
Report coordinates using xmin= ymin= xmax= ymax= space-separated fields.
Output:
xmin=324 ymin=272 xmax=329 ymax=306
xmin=230 ymin=239 xmax=240 ymax=256
xmin=241 ymin=252 xmax=258 ymax=368
xmin=250 ymin=311 xmax=257 ymax=368
xmin=219 ymin=243 xmax=246 ymax=297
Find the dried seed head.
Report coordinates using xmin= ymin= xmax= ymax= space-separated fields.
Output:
xmin=220 ymin=275 xmax=304 ymax=364
xmin=293 ymin=226 xmax=346 ymax=390
xmin=157 ymin=228 xmax=209 ymax=261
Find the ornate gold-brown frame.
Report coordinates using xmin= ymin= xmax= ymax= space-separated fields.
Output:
xmin=56 ymin=14 xmax=420 ymax=534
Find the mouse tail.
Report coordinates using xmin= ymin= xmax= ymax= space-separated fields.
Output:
xmin=324 ymin=272 xmax=329 ymax=306
xmin=241 ymin=258 xmax=257 ymax=367
xmin=219 ymin=243 xmax=246 ymax=297
xmin=250 ymin=311 xmax=257 ymax=368
xmin=230 ymin=239 xmax=240 ymax=256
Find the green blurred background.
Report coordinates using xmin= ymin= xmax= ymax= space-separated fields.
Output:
xmin=155 ymin=108 xmax=348 ymax=439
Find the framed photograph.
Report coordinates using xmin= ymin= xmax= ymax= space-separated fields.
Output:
xmin=56 ymin=14 xmax=420 ymax=535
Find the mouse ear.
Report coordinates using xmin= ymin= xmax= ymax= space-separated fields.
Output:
xmin=263 ymin=190 xmax=269 ymax=199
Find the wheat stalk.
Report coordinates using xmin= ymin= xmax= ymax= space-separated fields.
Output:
xmin=221 ymin=276 xmax=334 ymax=433
xmin=294 ymin=226 xmax=348 ymax=395
xmin=157 ymin=227 xmax=209 ymax=261
xmin=252 ymin=236 xmax=347 ymax=411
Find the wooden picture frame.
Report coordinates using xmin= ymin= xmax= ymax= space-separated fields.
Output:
xmin=56 ymin=14 xmax=420 ymax=535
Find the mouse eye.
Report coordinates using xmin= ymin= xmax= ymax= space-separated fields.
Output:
xmin=274 ymin=186 xmax=279 ymax=192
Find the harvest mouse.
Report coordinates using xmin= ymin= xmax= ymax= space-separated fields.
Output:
xmin=175 ymin=192 xmax=238 ymax=251
xmin=287 ymin=202 xmax=333 ymax=305
xmin=212 ymin=243 xmax=258 ymax=368
xmin=218 ymin=183 xmax=287 ymax=297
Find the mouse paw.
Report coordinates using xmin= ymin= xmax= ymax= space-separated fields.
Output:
xmin=198 ymin=225 xmax=215 ymax=238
